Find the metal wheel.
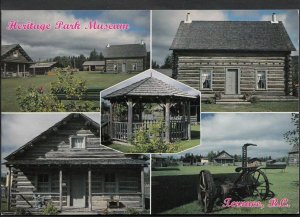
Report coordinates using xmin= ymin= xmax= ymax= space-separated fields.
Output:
xmin=197 ymin=170 xmax=216 ymax=213
xmin=249 ymin=169 xmax=270 ymax=200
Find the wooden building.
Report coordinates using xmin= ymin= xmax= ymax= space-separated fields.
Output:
xmin=1 ymin=44 xmax=33 ymax=77
xmin=288 ymin=145 xmax=299 ymax=166
xmin=102 ymin=70 xmax=199 ymax=144
xmin=4 ymin=113 xmax=147 ymax=213
xmin=82 ymin=61 xmax=105 ymax=72
xmin=29 ymin=62 xmax=57 ymax=75
xmin=103 ymin=43 xmax=147 ymax=73
xmin=170 ymin=13 xmax=296 ymax=102
xmin=248 ymin=158 xmax=262 ymax=167
xmin=213 ymin=151 xmax=234 ymax=165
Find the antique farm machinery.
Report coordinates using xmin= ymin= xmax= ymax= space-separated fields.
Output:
xmin=198 ymin=143 xmax=272 ymax=213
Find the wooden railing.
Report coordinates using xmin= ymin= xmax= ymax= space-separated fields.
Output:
xmin=111 ymin=119 xmax=189 ymax=142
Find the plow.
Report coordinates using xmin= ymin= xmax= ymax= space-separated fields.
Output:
xmin=198 ymin=143 xmax=273 ymax=213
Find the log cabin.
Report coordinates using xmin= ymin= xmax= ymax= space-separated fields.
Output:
xmin=29 ymin=62 xmax=58 ymax=75
xmin=213 ymin=151 xmax=235 ymax=165
xmin=170 ymin=13 xmax=297 ymax=102
xmin=288 ymin=145 xmax=299 ymax=166
xmin=1 ymin=44 xmax=33 ymax=78
xmin=4 ymin=113 xmax=147 ymax=214
xmin=103 ymin=42 xmax=147 ymax=73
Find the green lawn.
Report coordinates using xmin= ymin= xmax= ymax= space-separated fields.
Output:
xmin=201 ymin=101 xmax=299 ymax=112
xmin=153 ymin=166 xmax=299 ymax=214
xmin=1 ymin=72 xmax=138 ymax=112
xmin=106 ymin=124 xmax=200 ymax=153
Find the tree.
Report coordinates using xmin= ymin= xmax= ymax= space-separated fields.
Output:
xmin=89 ymin=49 xmax=99 ymax=61
xmin=160 ymin=54 xmax=172 ymax=69
xmin=152 ymin=60 xmax=160 ymax=69
xmin=283 ymin=113 xmax=299 ymax=147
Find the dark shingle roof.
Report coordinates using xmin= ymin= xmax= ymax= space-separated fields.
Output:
xmin=103 ymin=44 xmax=147 ymax=58
xmin=214 ymin=150 xmax=234 ymax=160
xmin=103 ymin=76 xmax=196 ymax=99
xmin=170 ymin=21 xmax=295 ymax=51
xmin=1 ymin=44 xmax=33 ymax=62
xmin=1 ymin=44 xmax=18 ymax=55
xmin=82 ymin=60 xmax=105 ymax=66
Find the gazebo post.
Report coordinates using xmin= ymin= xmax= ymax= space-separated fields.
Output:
xmin=187 ymin=101 xmax=191 ymax=140
xmin=127 ymin=98 xmax=133 ymax=141
xmin=109 ymin=102 xmax=113 ymax=140
xmin=165 ymin=98 xmax=170 ymax=143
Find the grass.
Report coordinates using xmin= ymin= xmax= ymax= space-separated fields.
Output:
xmin=153 ymin=166 xmax=299 ymax=214
xmin=201 ymin=101 xmax=299 ymax=112
xmin=106 ymin=124 xmax=200 ymax=153
xmin=1 ymin=72 xmax=138 ymax=112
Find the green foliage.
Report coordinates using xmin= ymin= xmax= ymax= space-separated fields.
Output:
xmin=16 ymin=86 xmax=65 ymax=112
xmin=42 ymin=202 xmax=59 ymax=215
xmin=249 ymin=96 xmax=259 ymax=103
xmin=160 ymin=53 xmax=172 ymax=69
xmin=16 ymin=71 xmax=96 ymax=112
xmin=284 ymin=113 xmax=299 ymax=147
xmin=131 ymin=120 xmax=180 ymax=153
xmin=206 ymin=97 xmax=216 ymax=104
xmin=125 ymin=207 xmax=140 ymax=215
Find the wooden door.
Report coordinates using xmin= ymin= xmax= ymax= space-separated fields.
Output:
xmin=122 ymin=63 xmax=126 ymax=73
xmin=71 ymin=173 xmax=86 ymax=207
xmin=225 ymin=69 xmax=238 ymax=94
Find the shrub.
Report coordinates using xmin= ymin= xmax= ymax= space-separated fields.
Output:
xmin=214 ymin=92 xmax=222 ymax=100
xmin=126 ymin=207 xmax=140 ymax=215
xmin=42 ymin=202 xmax=59 ymax=215
xmin=249 ymin=96 xmax=260 ymax=104
xmin=206 ymin=97 xmax=216 ymax=104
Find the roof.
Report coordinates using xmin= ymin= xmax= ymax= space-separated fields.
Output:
xmin=4 ymin=113 xmax=99 ymax=161
xmin=170 ymin=21 xmax=296 ymax=51
xmin=103 ymin=44 xmax=147 ymax=58
xmin=4 ymin=113 xmax=146 ymax=166
xmin=214 ymin=150 xmax=234 ymax=160
xmin=1 ymin=44 xmax=33 ymax=63
xmin=29 ymin=62 xmax=57 ymax=68
xmin=248 ymin=157 xmax=262 ymax=163
xmin=82 ymin=61 xmax=105 ymax=66
xmin=103 ymin=76 xmax=197 ymax=100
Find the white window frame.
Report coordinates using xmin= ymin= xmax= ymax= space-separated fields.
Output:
xmin=256 ymin=70 xmax=268 ymax=90
xmin=200 ymin=69 xmax=213 ymax=90
xmin=113 ymin=64 xmax=118 ymax=72
xmin=132 ymin=63 xmax=137 ymax=71
xmin=69 ymin=136 xmax=86 ymax=149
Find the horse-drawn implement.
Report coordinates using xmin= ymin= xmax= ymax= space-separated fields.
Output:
xmin=198 ymin=143 xmax=273 ymax=213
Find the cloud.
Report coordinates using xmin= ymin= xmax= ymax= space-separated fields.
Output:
xmin=152 ymin=10 xmax=227 ymax=65
xmin=1 ymin=10 xmax=150 ymax=61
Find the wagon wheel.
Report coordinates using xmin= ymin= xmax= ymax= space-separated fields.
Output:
xmin=249 ymin=169 xmax=270 ymax=200
xmin=197 ymin=170 xmax=216 ymax=213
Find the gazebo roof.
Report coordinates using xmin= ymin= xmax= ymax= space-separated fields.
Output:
xmin=103 ymin=76 xmax=197 ymax=100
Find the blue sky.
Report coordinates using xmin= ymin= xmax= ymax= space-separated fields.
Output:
xmin=1 ymin=10 xmax=150 ymax=61
xmin=153 ymin=10 xmax=299 ymax=65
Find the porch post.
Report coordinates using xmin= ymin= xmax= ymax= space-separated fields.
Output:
xmin=141 ymin=167 xmax=145 ymax=210
xmin=139 ymin=103 xmax=143 ymax=122
xmin=109 ymin=102 xmax=113 ymax=140
xmin=4 ymin=63 xmax=6 ymax=77
xmin=23 ymin=64 xmax=26 ymax=72
xmin=17 ymin=64 xmax=19 ymax=76
xmin=165 ymin=98 xmax=170 ymax=143
xmin=23 ymin=64 xmax=26 ymax=77
xmin=59 ymin=169 xmax=62 ymax=211
xmin=187 ymin=101 xmax=191 ymax=140
xmin=127 ymin=98 xmax=133 ymax=141
xmin=88 ymin=168 xmax=92 ymax=211
xmin=33 ymin=66 xmax=36 ymax=76
xmin=7 ymin=166 xmax=11 ymax=211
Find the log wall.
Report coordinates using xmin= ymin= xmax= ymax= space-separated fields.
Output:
xmin=173 ymin=51 xmax=291 ymax=96
xmin=106 ymin=58 xmax=145 ymax=73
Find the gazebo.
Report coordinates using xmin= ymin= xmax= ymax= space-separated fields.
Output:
xmin=102 ymin=74 xmax=199 ymax=143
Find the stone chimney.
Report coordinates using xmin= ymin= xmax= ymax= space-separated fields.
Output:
xmin=271 ymin=13 xmax=278 ymax=24
xmin=106 ymin=43 xmax=110 ymax=48
xmin=184 ymin=12 xmax=192 ymax=23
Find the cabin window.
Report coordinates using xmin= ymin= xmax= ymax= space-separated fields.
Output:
xmin=70 ymin=136 xmax=86 ymax=148
xmin=37 ymin=174 xmax=49 ymax=192
xmin=113 ymin=64 xmax=118 ymax=71
xmin=104 ymin=173 xmax=116 ymax=193
xmin=200 ymin=69 xmax=212 ymax=89
xmin=132 ymin=63 xmax=137 ymax=71
xmin=13 ymin=50 xmax=19 ymax=57
xmin=256 ymin=70 xmax=267 ymax=90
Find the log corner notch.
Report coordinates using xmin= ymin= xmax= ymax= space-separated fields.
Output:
xmin=285 ymin=54 xmax=293 ymax=96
